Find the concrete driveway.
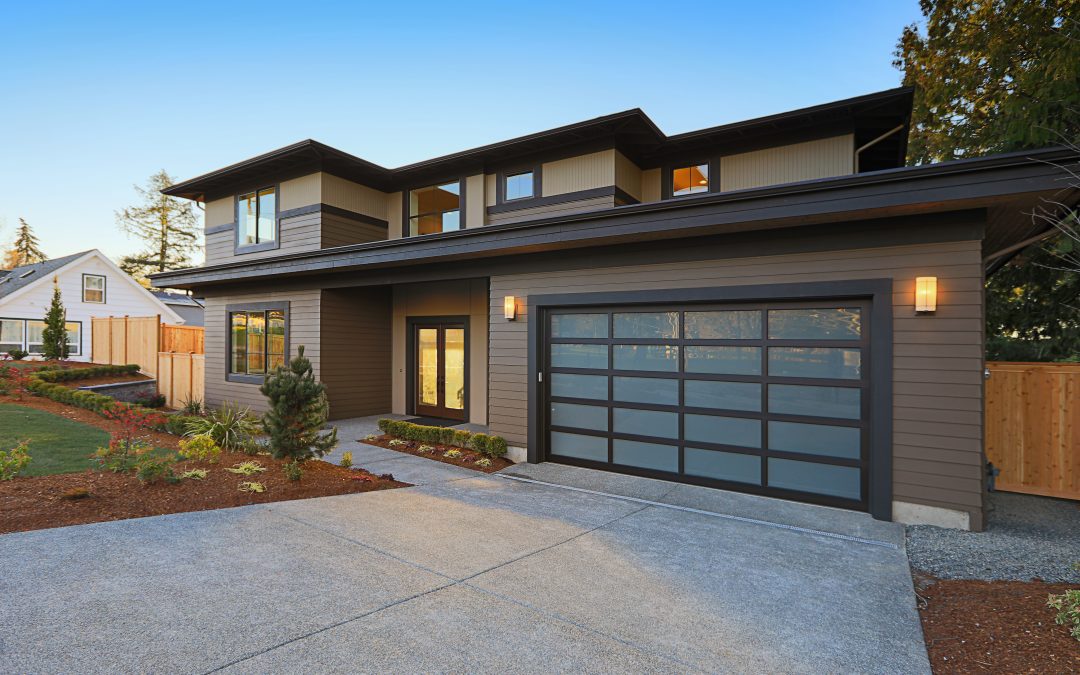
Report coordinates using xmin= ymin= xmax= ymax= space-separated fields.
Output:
xmin=0 ymin=452 xmax=929 ymax=674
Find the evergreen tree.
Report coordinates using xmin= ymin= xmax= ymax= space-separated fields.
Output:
xmin=41 ymin=283 xmax=69 ymax=360
xmin=116 ymin=170 xmax=200 ymax=282
xmin=5 ymin=218 xmax=47 ymax=268
xmin=259 ymin=346 xmax=338 ymax=462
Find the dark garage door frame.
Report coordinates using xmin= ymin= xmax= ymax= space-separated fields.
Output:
xmin=527 ymin=279 xmax=894 ymax=521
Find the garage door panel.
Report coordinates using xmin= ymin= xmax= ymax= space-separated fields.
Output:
xmin=544 ymin=299 xmax=871 ymax=511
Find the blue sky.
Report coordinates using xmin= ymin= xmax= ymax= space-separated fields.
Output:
xmin=0 ymin=1 xmax=923 ymax=263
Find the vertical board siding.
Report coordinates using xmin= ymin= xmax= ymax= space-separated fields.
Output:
xmin=465 ymin=174 xmax=486 ymax=228
xmin=614 ymin=151 xmax=642 ymax=201
xmin=640 ymin=168 xmax=661 ymax=203
xmin=280 ymin=173 xmax=322 ymax=211
xmin=985 ymin=362 xmax=1080 ymax=500
xmin=321 ymin=287 xmax=393 ymax=419
xmin=321 ymin=173 xmax=389 ymax=220
xmin=541 ymin=149 xmax=615 ymax=197
xmin=158 ymin=353 xmax=205 ymax=409
xmin=204 ymin=198 xmax=234 ymax=228
xmin=488 ymin=238 xmax=985 ymax=525
xmin=720 ymin=135 xmax=855 ymax=192
xmin=202 ymin=290 xmax=321 ymax=413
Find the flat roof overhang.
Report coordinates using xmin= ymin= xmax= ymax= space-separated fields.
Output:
xmin=151 ymin=147 xmax=1080 ymax=291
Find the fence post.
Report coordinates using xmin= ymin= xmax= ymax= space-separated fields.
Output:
xmin=170 ymin=351 xmax=176 ymax=409
xmin=123 ymin=315 xmax=129 ymax=364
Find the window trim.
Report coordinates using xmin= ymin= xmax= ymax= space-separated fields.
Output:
xmin=496 ymin=164 xmax=542 ymax=205
xmin=663 ymin=159 xmax=717 ymax=200
xmin=16 ymin=318 xmax=82 ymax=356
xmin=82 ymin=273 xmax=106 ymax=304
xmin=402 ymin=178 xmax=465 ymax=238
xmin=234 ymin=185 xmax=280 ymax=255
xmin=225 ymin=301 xmax=290 ymax=384
xmin=0 ymin=317 xmax=26 ymax=355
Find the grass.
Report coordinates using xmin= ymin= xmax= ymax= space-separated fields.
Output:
xmin=0 ymin=404 xmax=111 ymax=476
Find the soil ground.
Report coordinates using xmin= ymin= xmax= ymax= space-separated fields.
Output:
xmin=362 ymin=434 xmax=514 ymax=473
xmin=916 ymin=574 xmax=1080 ymax=673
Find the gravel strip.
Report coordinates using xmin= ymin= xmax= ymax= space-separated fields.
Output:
xmin=906 ymin=491 xmax=1080 ymax=582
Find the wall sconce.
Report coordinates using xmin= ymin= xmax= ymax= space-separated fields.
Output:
xmin=503 ymin=295 xmax=517 ymax=321
xmin=915 ymin=276 xmax=937 ymax=313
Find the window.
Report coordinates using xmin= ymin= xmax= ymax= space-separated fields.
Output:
xmin=0 ymin=319 xmax=24 ymax=353
xmin=408 ymin=181 xmax=461 ymax=236
xmin=237 ymin=187 xmax=277 ymax=248
xmin=82 ymin=274 xmax=106 ymax=303
xmin=672 ymin=164 xmax=709 ymax=196
xmin=25 ymin=320 xmax=80 ymax=355
xmin=229 ymin=308 xmax=286 ymax=377
xmin=504 ymin=171 xmax=534 ymax=201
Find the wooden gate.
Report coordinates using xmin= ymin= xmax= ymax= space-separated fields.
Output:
xmin=985 ymin=362 xmax=1080 ymax=501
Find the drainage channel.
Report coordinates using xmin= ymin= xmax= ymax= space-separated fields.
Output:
xmin=496 ymin=474 xmax=898 ymax=550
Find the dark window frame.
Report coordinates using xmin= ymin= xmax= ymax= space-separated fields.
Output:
xmin=225 ymin=301 xmax=290 ymax=384
xmin=82 ymin=273 xmax=106 ymax=304
xmin=496 ymin=164 xmax=542 ymax=205
xmin=662 ymin=159 xmax=718 ymax=200
xmin=402 ymin=178 xmax=466 ymax=238
xmin=404 ymin=315 xmax=471 ymax=421
xmin=234 ymin=185 xmax=280 ymax=255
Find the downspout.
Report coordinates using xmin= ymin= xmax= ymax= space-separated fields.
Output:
xmin=854 ymin=124 xmax=906 ymax=173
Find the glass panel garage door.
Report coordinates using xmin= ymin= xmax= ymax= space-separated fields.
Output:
xmin=544 ymin=302 xmax=870 ymax=511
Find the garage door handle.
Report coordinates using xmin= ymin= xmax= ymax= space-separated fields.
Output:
xmin=538 ymin=372 xmax=543 ymax=383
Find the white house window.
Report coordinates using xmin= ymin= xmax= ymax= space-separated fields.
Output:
xmin=0 ymin=319 xmax=24 ymax=353
xmin=238 ymin=187 xmax=277 ymax=247
xmin=26 ymin=320 xmax=81 ymax=356
xmin=83 ymin=274 xmax=106 ymax=303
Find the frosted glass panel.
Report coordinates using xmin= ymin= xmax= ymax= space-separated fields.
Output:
xmin=768 ymin=421 xmax=860 ymax=459
xmin=685 ymin=448 xmax=761 ymax=485
xmin=551 ymin=403 xmax=608 ymax=431
xmin=768 ymin=458 xmax=860 ymax=500
xmin=613 ymin=377 xmax=678 ymax=405
xmin=613 ymin=312 xmax=679 ymax=339
xmin=684 ymin=414 xmax=760 ymax=448
xmin=551 ymin=343 xmax=608 ymax=369
xmin=613 ymin=439 xmax=678 ymax=472
xmin=551 ymin=373 xmax=607 ymax=400
xmin=685 ymin=380 xmax=760 ymax=412
xmin=684 ymin=310 xmax=761 ymax=339
xmin=685 ymin=346 xmax=760 ymax=375
xmin=613 ymin=345 xmax=679 ymax=372
xmin=768 ymin=308 xmax=861 ymax=339
xmin=551 ymin=314 xmax=608 ymax=338
xmin=769 ymin=385 xmax=860 ymax=419
xmin=768 ymin=348 xmax=861 ymax=379
xmin=550 ymin=432 xmax=607 ymax=462
xmin=613 ymin=408 xmax=678 ymax=439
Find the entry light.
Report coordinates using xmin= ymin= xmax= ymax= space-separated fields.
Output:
xmin=915 ymin=277 xmax=937 ymax=313
xmin=503 ymin=295 xmax=517 ymax=321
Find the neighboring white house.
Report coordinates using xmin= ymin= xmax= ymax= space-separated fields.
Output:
xmin=0 ymin=249 xmax=184 ymax=361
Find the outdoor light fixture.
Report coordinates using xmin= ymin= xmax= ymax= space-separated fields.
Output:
xmin=915 ymin=276 xmax=938 ymax=313
xmin=503 ymin=295 xmax=517 ymax=320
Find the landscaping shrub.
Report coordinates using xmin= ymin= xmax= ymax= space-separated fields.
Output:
xmin=238 ymin=481 xmax=265 ymax=493
xmin=469 ymin=433 xmax=491 ymax=456
xmin=184 ymin=403 xmax=260 ymax=450
xmin=375 ymin=419 xmax=508 ymax=457
xmin=177 ymin=435 xmax=221 ymax=464
xmin=40 ymin=283 xmax=70 ymax=360
xmin=487 ymin=435 xmax=508 ymax=458
xmin=180 ymin=397 xmax=204 ymax=416
xmin=225 ymin=461 xmax=266 ymax=476
xmin=32 ymin=363 xmax=140 ymax=383
xmin=135 ymin=391 xmax=167 ymax=409
xmin=452 ymin=429 xmax=472 ymax=448
xmin=283 ymin=461 xmax=303 ymax=481
xmin=239 ymin=436 xmax=270 ymax=456
xmin=259 ymin=345 xmax=338 ymax=461
xmin=0 ymin=441 xmax=31 ymax=480
xmin=1048 ymin=589 xmax=1080 ymax=642
xmin=134 ymin=454 xmax=178 ymax=484
xmin=163 ymin=414 xmax=201 ymax=436
xmin=443 ymin=449 xmax=462 ymax=459
xmin=5 ymin=349 xmax=28 ymax=360
xmin=475 ymin=458 xmax=492 ymax=468
xmin=93 ymin=437 xmax=152 ymax=473
xmin=180 ymin=469 xmax=208 ymax=480
xmin=339 ymin=451 xmax=353 ymax=469
xmin=418 ymin=444 xmax=435 ymax=454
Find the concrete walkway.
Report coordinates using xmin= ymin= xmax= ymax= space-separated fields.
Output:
xmin=0 ymin=445 xmax=930 ymax=673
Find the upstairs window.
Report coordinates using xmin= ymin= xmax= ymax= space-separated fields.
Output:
xmin=238 ymin=187 xmax=277 ymax=247
xmin=504 ymin=170 xmax=534 ymax=201
xmin=408 ymin=181 xmax=461 ymax=236
xmin=672 ymin=164 xmax=709 ymax=196
xmin=82 ymin=274 xmax=105 ymax=303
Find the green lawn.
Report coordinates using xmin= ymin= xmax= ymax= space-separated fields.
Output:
xmin=0 ymin=404 xmax=111 ymax=476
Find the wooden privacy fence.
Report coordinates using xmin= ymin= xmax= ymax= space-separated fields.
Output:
xmin=157 ymin=352 xmax=205 ymax=409
xmin=92 ymin=315 xmax=205 ymax=408
xmin=985 ymin=362 xmax=1080 ymax=501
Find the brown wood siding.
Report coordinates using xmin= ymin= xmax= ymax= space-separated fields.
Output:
xmin=487 ymin=195 xmax=616 ymax=225
xmin=320 ymin=287 xmax=392 ymax=419
xmin=202 ymin=289 xmax=322 ymax=413
xmin=488 ymin=238 xmax=985 ymax=525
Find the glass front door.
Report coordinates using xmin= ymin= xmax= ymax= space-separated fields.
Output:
xmin=413 ymin=322 xmax=467 ymax=420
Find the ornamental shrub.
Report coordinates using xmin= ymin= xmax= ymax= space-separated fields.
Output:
xmin=452 ymin=430 xmax=472 ymax=448
xmin=1048 ymin=589 xmax=1080 ymax=642
xmin=339 ymin=451 xmax=353 ymax=468
xmin=469 ymin=433 xmax=491 ymax=456
xmin=40 ymin=284 xmax=69 ymax=361
xmin=184 ymin=403 xmax=259 ymax=450
xmin=178 ymin=435 xmax=221 ymax=463
xmin=0 ymin=441 xmax=31 ymax=480
xmin=135 ymin=454 xmax=178 ymax=484
xmin=259 ymin=345 xmax=338 ymax=462
xmin=487 ymin=435 xmax=508 ymax=458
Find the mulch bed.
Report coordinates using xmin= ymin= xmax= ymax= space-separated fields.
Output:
xmin=361 ymin=434 xmax=513 ymax=473
xmin=0 ymin=392 xmax=181 ymax=450
xmin=0 ymin=451 xmax=409 ymax=535
xmin=915 ymin=574 xmax=1080 ymax=673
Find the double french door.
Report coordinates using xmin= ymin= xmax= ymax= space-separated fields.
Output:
xmin=413 ymin=321 xmax=467 ymax=421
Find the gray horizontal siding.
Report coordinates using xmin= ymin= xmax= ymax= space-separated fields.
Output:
xmin=205 ymin=209 xmax=388 ymax=267
xmin=487 ymin=237 xmax=985 ymax=526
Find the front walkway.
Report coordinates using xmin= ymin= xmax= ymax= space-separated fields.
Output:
xmin=0 ymin=428 xmax=930 ymax=673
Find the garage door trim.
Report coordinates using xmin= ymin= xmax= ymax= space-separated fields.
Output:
xmin=526 ymin=279 xmax=894 ymax=521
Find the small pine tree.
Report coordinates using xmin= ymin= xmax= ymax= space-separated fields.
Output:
xmin=259 ymin=345 xmax=338 ymax=461
xmin=41 ymin=283 xmax=69 ymax=360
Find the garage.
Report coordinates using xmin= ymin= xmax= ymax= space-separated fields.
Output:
xmin=541 ymin=300 xmax=873 ymax=511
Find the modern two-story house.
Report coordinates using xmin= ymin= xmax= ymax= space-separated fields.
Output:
xmin=151 ymin=87 xmax=1079 ymax=531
